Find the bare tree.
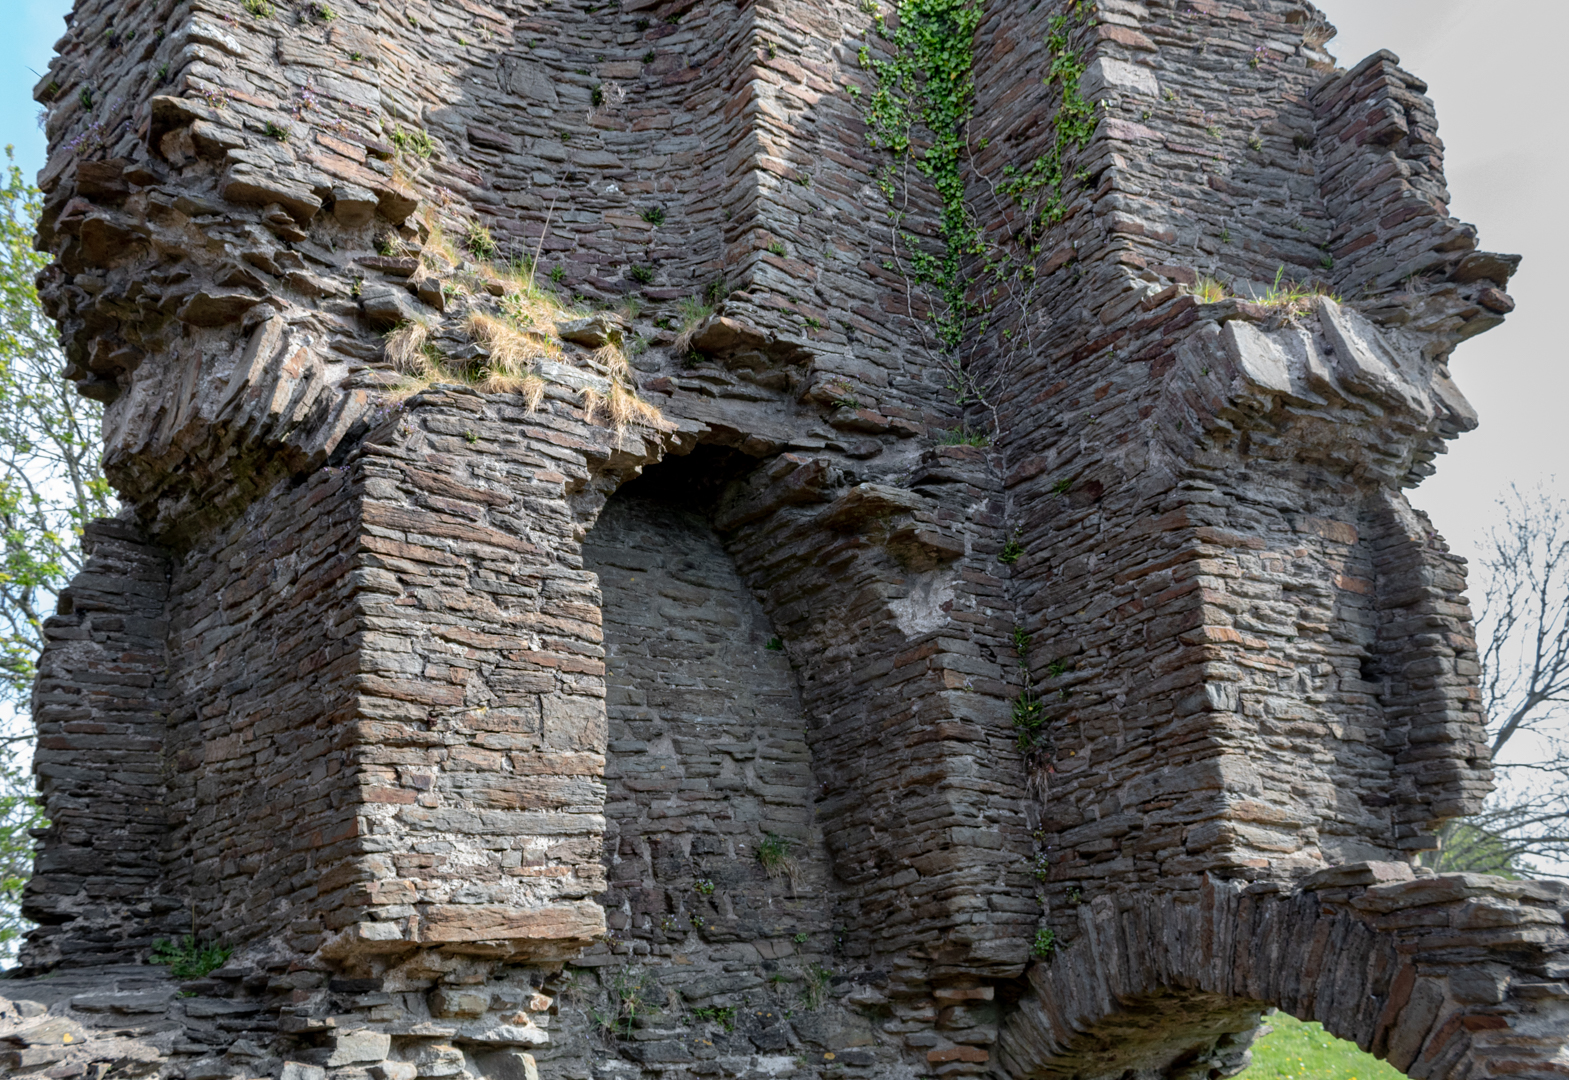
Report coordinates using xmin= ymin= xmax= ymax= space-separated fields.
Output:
xmin=1425 ymin=484 xmax=1569 ymax=875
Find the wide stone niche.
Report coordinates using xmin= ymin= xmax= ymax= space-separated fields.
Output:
xmin=584 ymin=464 xmax=838 ymax=965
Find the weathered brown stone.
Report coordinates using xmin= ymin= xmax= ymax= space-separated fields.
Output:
xmin=13 ymin=1 xmax=1565 ymax=1079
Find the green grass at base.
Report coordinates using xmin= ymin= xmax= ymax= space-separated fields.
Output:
xmin=1236 ymin=1013 xmax=1405 ymax=1080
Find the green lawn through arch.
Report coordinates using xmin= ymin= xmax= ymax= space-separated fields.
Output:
xmin=1237 ymin=1013 xmax=1406 ymax=1080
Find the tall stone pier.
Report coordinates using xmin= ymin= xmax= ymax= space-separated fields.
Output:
xmin=5 ymin=1 xmax=1565 ymax=1079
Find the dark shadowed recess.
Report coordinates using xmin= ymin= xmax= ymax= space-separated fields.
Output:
xmin=614 ymin=443 xmax=760 ymax=515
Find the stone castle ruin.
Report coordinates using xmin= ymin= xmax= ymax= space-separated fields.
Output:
xmin=5 ymin=0 xmax=1566 ymax=1078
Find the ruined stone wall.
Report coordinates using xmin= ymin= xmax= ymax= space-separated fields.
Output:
xmin=8 ymin=1 xmax=1568 ymax=1080
xmin=26 ymin=516 xmax=173 ymax=968
xmin=959 ymin=0 xmax=1503 ymax=917
xmin=159 ymin=465 xmax=365 ymax=957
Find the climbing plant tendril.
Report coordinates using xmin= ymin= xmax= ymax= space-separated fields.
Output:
xmin=998 ymin=12 xmax=1098 ymax=237
xmin=855 ymin=0 xmax=1098 ymax=398
xmin=859 ymin=0 xmax=984 ymax=352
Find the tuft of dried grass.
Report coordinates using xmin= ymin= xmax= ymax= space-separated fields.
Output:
xmin=590 ymin=343 xmax=630 ymax=382
xmin=422 ymin=222 xmax=460 ymax=270
xmin=384 ymin=319 xmax=437 ymax=376
xmin=464 ymin=310 xmax=557 ymax=410
xmin=465 ymin=311 xmax=558 ymax=369
xmin=384 ymin=373 xmax=435 ymax=402
xmin=479 ymin=266 xmax=585 ymax=327
xmin=1194 ymin=276 xmax=1227 ymax=304
xmin=579 ymin=350 xmax=664 ymax=431
xmin=670 ymin=295 xmax=714 ymax=359
xmin=478 ymin=370 xmax=547 ymax=411
xmin=606 ymin=382 xmax=663 ymax=430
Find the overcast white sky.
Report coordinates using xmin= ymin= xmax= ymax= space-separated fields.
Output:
xmin=1322 ymin=2 xmax=1569 ymax=565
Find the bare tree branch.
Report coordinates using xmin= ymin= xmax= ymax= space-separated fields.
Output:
xmin=1426 ymin=484 xmax=1569 ymax=876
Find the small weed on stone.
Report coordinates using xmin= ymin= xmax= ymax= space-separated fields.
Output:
xmin=757 ymin=833 xmax=800 ymax=890
xmin=1031 ymin=927 xmax=1057 ymax=958
xmin=691 ymin=1005 xmax=736 ymax=1032
xmin=800 ymin=964 xmax=833 ymax=1010
xmin=998 ymin=529 xmax=1024 ymax=564
xmin=150 ymin=935 xmax=233 ymax=979
xmin=465 ymin=222 xmax=497 ymax=260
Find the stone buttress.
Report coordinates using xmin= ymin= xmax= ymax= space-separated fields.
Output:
xmin=4 ymin=2 xmax=1565 ymax=1080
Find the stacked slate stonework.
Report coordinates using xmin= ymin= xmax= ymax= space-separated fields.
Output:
xmin=5 ymin=1 xmax=1563 ymax=1079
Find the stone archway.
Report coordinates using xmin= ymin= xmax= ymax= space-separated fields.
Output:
xmin=997 ymin=869 xmax=1569 ymax=1080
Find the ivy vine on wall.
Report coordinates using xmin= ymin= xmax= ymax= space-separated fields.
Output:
xmin=858 ymin=0 xmax=984 ymax=353
xmin=854 ymin=0 xmax=1099 ymax=410
xmin=851 ymin=0 xmax=1101 ymax=812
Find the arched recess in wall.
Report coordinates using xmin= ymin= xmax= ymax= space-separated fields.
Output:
xmin=581 ymin=446 xmax=835 ymax=952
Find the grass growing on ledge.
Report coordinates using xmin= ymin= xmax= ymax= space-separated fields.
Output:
xmin=1195 ymin=276 xmax=1228 ymax=304
xmin=1257 ymin=266 xmax=1342 ymax=314
xmin=1237 ymin=1013 xmax=1404 ymax=1080
xmin=670 ymin=295 xmax=714 ymax=359
xmin=150 ymin=935 xmax=232 ymax=979
xmin=379 ymin=241 xmax=665 ymax=430
xmin=384 ymin=317 xmax=437 ymax=378
xmin=938 ymin=427 xmax=990 ymax=447
xmin=583 ymin=345 xmax=664 ymax=431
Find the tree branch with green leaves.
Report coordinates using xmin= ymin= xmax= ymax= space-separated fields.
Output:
xmin=0 ymin=143 xmax=114 ymax=958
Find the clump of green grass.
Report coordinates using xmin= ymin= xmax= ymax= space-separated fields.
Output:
xmin=757 ymin=833 xmax=800 ymax=889
xmin=150 ymin=935 xmax=233 ymax=979
xmin=939 ymin=428 xmax=990 ymax=447
xmin=1257 ymin=265 xmax=1341 ymax=315
xmin=670 ymin=295 xmax=714 ymax=358
xmin=390 ymin=126 xmax=437 ymax=159
xmin=593 ymin=965 xmax=658 ymax=1039
xmin=1236 ymin=1012 xmax=1404 ymax=1080
xmin=998 ymin=529 xmax=1025 ymax=565
xmin=465 ymin=222 xmax=497 ymax=260
xmin=691 ymin=1005 xmax=736 ymax=1032
xmin=799 ymin=964 xmax=833 ymax=1010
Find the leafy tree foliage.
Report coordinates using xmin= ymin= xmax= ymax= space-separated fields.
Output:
xmin=0 ymin=144 xmax=113 ymax=957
